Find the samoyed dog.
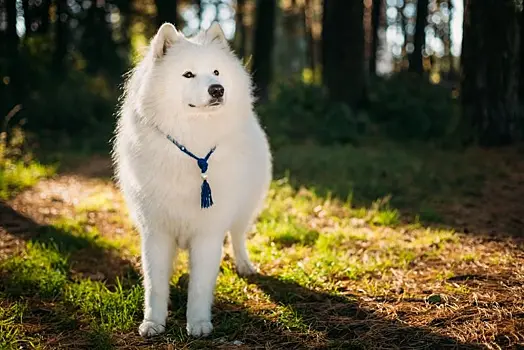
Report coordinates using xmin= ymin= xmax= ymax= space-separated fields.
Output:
xmin=112 ymin=22 xmax=272 ymax=337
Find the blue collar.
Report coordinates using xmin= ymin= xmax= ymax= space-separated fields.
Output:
xmin=158 ymin=128 xmax=216 ymax=209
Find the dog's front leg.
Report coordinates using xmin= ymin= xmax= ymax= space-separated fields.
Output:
xmin=139 ymin=228 xmax=176 ymax=337
xmin=186 ymin=233 xmax=223 ymax=337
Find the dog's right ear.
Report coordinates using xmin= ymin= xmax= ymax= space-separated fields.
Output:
xmin=152 ymin=23 xmax=180 ymax=58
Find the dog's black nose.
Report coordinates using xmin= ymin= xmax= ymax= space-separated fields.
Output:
xmin=208 ymin=84 xmax=224 ymax=98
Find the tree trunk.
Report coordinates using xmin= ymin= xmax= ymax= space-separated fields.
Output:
xmin=22 ymin=0 xmax=52 ymax=36
xmin=274 ymin=0 xmax=306 ymax=79
xmin=322 ymin=0 xmax=365 ymax=108
xmin=304 ymin=0 xmax=316 ymax=73
xmin=461 ymin=0 xmax=521 ymax=146
xmin=81 ymin=1 xmax=122 ymax=76
xmin=400 ymin=0 xmax=407 ymax=67
xmin=154 ymin=0 xmax=177 ymax=28
xmin=5 ymin=0 xmax=18 ymax=47
xmin=520 ymin=5 xmax=524 ymax=102
xmin=234 ymin=0 xmax=246 ymax=59
xmin=22 ymin=0 xmax=32 ymax=37
xmin=5 ymin=0 xmax=22 ymax=101
xmin=370 ymin=0 xmax=381 ymax=74
xmin=53 ymin=0 xmax=69 ymax=73
xmin=40 ymin=0 xmax=51 ymax=33
xmin=252 ymin=0 xmax=276 ymax=103
xmin=409 ymin=0 xmax=428 ymax=74
xmin=446 ymin=0 xmax=454 ymax=75
xmin=117 ymin=0 xmax=133 ymax=70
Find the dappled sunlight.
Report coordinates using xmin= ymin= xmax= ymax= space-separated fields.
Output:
xmin=0 ymin=0 xmax=522 ymax=347
xmin=0 ymin=152 xmax=523 ymax=348
xmin=0 ymin=128 xmax=56 ymax=200
xmin=273 ymin=142 xmax=524 ymax=238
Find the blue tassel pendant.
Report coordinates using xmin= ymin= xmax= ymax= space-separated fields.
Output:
xmin=200 ymin=174 xmax=213 ymax=209
xmin=162 ymin=130 xmax=216 ymax=209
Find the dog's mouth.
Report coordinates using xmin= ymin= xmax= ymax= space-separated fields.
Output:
xmin=188 ymin=98 xmax=223 ymax=109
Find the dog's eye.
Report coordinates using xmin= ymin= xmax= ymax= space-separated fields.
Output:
xmin=213 ymin=70 xmax=219 ymax=76
xmin=183 ymin=71 xmax=195 ymax=78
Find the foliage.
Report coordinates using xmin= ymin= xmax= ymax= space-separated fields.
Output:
xmin=272 ymin=142 xmax=488 ymax=212
xmin=22 ymin=73 xmax=118 ymax=134
xmin=368 ymin=72 xmax=460 ymax=140
xmin=257 ymin=73 xmax=460 ymax=148
xmin=257 ymin=82 xmax=368 ymax=147
xmin=0 ymin=36 xmax=120 ymax=139
xmin=2 ymin=57 xmax=118 ymax=135
xmin=0 ymin=127 xmax=55 ymax=199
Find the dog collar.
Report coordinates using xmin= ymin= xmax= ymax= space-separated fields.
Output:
xmin=156 ymin=127 xmax=216 ymax=209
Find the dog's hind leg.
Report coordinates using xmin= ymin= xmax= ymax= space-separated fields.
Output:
xmin=230 ymin=215 xmax=257 ymax=277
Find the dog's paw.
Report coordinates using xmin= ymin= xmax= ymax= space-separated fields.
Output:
xmin=186 ymin=320 xmax=213 ymax=337
xmin=138 ymin=320 xmax=165 ymax=337
xmin=236 ymin=260 xmax=257 ymax=277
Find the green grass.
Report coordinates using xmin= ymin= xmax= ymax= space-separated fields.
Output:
xmin=0 ymin=220 xmax=142 ymax=349
xmin=0 ymin=180 xmax=476 ymax=349
xmin=76 ymin=192 xmax=117 ymax=213
xmin=0 ymin=129 xmax=56 ymax=199
xmin=271 ymin=142 xmax=491 ymax=224
xmin=0 ymin=159 xmax=55 ymax=199
xmin=0 ymin=141 xmax=522 ymax=349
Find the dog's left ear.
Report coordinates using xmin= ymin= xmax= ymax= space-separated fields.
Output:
xmin=205 ymin=22 xmax=229 ymax=49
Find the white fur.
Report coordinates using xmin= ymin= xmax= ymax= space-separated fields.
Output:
xmin=111 ymin=22 xmax=272 ymax=338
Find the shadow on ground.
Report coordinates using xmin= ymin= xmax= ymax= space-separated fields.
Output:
xmin=0 ymin=201 xmax=140 ymax=348
xmin=244 ymin=274 xmax=482 ymax=349
xmin=0 ymin=201 xmax=483 ymax=349
xmin=271 ymin=144 xmax=524 ymax=240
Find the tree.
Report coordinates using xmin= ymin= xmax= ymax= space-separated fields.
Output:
xmin=461 ymin=0 xmax=522 ymax=146
xmin=5 ymin=0 xmax=18 ymax=50
xmin=234 ymin=0 xmax=247 ymax=59
xmin=252 ymin=0 xmax=276 ymax=102
xmin=53 ymin=0 xmax=69 ymax=73
xmin=274 ymin=0 xmax=307 ymax=79
xmin=80 ymin=2 xmax=122 ymax=76
xmin=5 ymin=0 xmax=22 ymax=100
xmin=520 ymin=5 xmax=524 ymax=102
xmin=446 ymin=0 xmax=455 ymax=75
xmin=39 ymin=0 xmax=51 ymax=33
xmin=22 ymin=0 xmax=51 ymax=36
xmin=322 ymin=0 xmax=365 ymax=108
xmin=155 ymin=0 xmax=177 ymax=28
xmin=409 ymin=0 xmax=428 ymax=74
xmin=304 ymin=0 xmax=316 ymax=73
xmin=22 ymin=0 xmax=32 ymax=37
xmin=370 ymin=0 xmax=382 ymax=74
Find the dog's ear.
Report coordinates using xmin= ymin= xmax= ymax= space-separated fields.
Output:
xmin=204 ymin=22 xmax=229 ymax=49
xmin=152 ymin=23 xmax=181 ymax=58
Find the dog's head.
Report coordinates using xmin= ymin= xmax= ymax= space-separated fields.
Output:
xmin=138 ymin=22 xmax=252 ymax=122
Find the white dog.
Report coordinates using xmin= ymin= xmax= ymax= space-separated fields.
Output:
xmin=112 ymin=22 xmax=272 ymax=337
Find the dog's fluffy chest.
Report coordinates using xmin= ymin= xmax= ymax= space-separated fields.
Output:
xmin=143 ymin=140 xmax=244 ymax=205
xmin=119 ymin=121 xmax=269 ymax=243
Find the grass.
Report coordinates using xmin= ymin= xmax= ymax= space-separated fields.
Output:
xmin=272 ymin=142 xmax=490 ymax=211
xmin=0 ymin=140 xmax=523 ymax=349
xmin=0 ymin=160 xmax=54 ymax=199
xmin=0 ymin=128 xmax=56 ymax=199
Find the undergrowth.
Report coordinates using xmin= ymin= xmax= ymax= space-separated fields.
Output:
xmin=0 ymin=126 xmax=55 ymax=199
